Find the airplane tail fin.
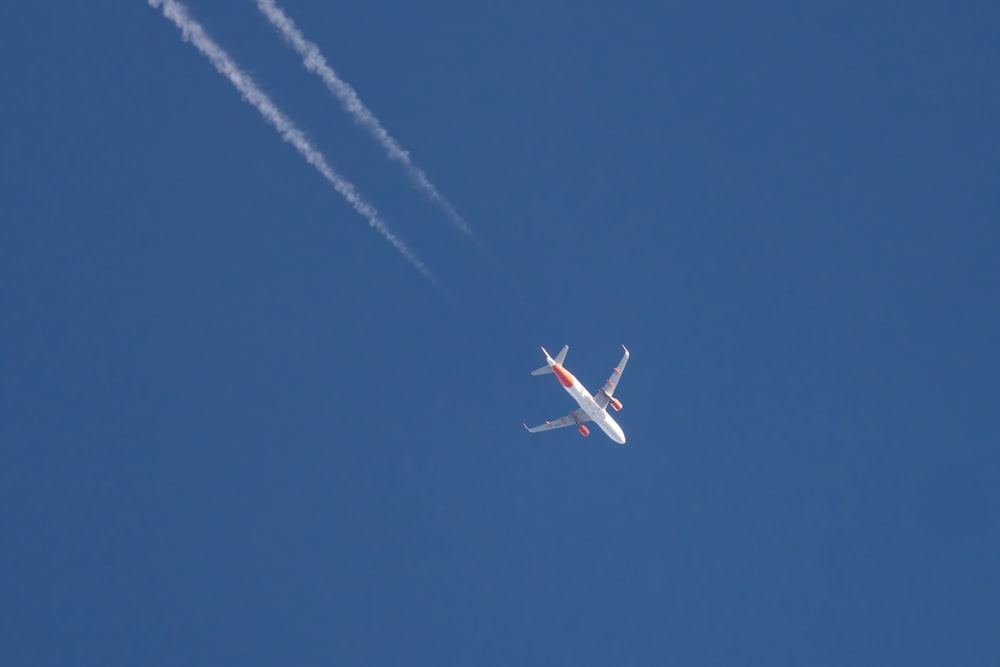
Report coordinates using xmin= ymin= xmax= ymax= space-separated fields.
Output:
xmin=530 ymin=345 xmax=568 ymax=375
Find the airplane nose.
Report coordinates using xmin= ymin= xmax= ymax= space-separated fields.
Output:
xmin=612 ymin=423 xmax=626 ymax=445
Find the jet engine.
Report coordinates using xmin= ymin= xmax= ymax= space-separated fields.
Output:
xmin=578 ymin=424 xmax=590 ymax=437
xmin=610 ymin=397 xmax=623 ymax=411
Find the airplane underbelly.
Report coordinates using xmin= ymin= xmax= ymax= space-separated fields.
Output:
xmin=564 ymin=381 xmax=590 ymax=406
xmin=579 ymin=395 xmax=603 ymax=419
xmin=565 ymin=382 xmax=626 ymax=444
xmin=583 ymin=399 xmax=626 ymax=444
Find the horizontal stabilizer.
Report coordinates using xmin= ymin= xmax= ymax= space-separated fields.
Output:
xmin=530 ymin=345 xmax=568 ymax=375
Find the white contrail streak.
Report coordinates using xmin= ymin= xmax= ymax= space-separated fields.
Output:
xmin=256 ymin=0 xmax=473 ymax=238
xmin=147 ymin=0 xmax=440 ymax=288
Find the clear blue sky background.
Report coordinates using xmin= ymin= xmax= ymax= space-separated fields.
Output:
xmin=2 ymin=1 xmax=998 ymax=664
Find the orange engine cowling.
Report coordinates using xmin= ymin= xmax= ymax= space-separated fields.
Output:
xmin=578 ymin=424 xmax=590 ymax=437
xmin=610 ymin=397 xmax=623 ymax=411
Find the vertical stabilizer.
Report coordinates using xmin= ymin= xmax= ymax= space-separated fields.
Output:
xmin=553 ymin=345 xmax=569 ymax=366
xmin=531 ymin=345 xmax=569 ymax=375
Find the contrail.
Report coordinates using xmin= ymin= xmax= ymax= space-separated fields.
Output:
xmin=255 ymin=0 xmax=474 ymax=238
xmin=147 ymin=0 xmax=440 ymax=288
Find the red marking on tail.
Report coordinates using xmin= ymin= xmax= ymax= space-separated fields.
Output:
xmin=552 ymin=364 xmax=575 ymax=388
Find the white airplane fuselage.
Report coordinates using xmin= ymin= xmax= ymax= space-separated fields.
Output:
xmin=548 ymin=357 xmax=627 ymax=445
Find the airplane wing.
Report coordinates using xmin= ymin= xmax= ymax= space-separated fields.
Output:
xmin=594 ymin=345 xmax=630 ymax=409
xmin=524 ymin=408 xmax=591 ymax=433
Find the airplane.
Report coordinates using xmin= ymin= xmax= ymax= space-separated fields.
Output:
xmin=523 ymin=344 xmax=629 ymax=445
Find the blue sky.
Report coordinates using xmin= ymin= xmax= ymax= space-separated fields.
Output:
xmin=2 ymin=1 xmax=998 ymax=664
